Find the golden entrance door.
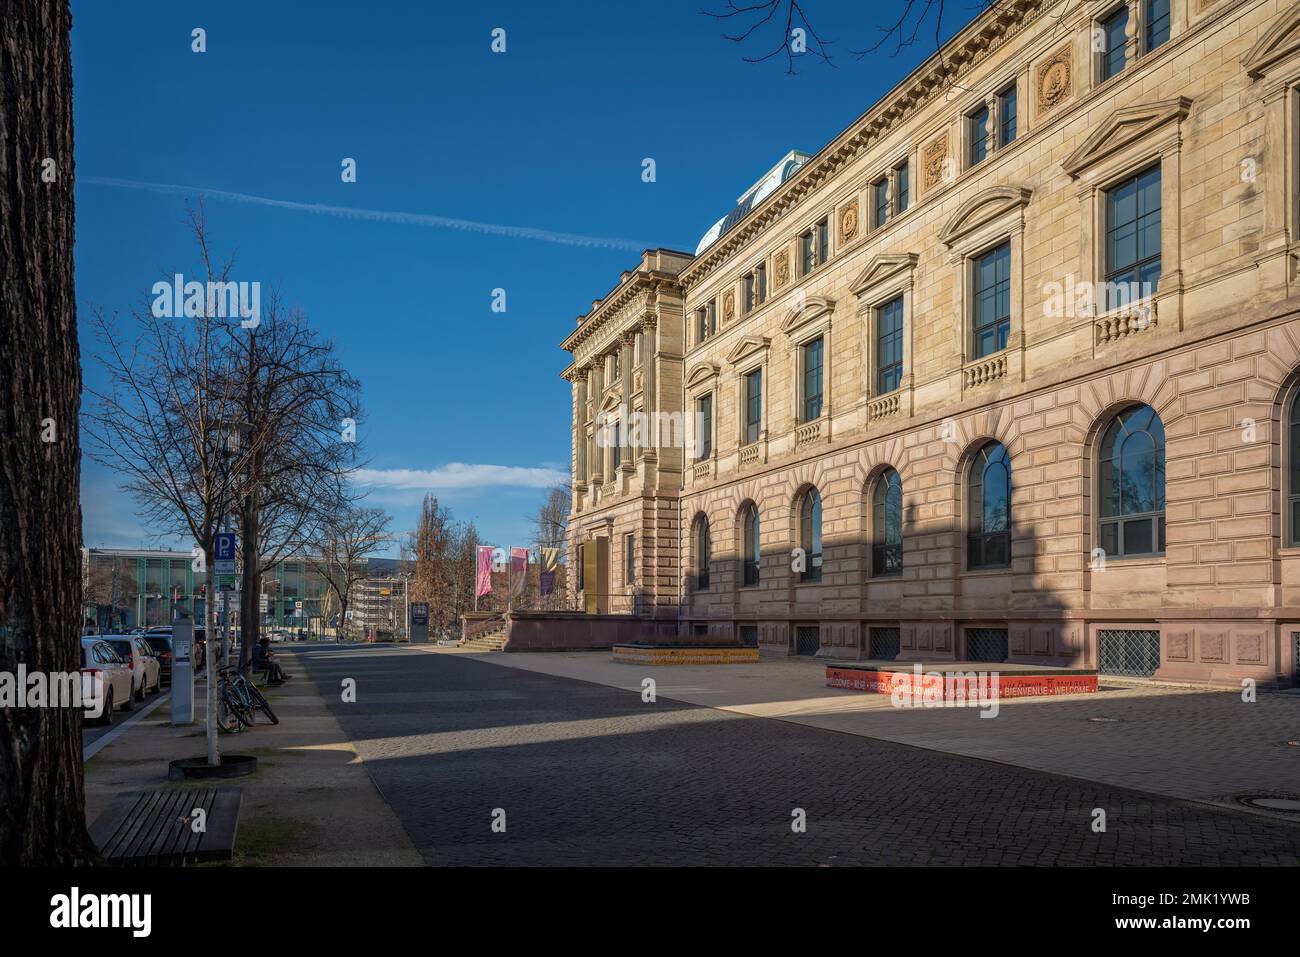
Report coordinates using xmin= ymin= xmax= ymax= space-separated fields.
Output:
xmin=583 ymin=536 xmax=609 ymax=615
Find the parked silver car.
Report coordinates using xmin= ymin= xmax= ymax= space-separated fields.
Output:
xmin=99 ymin=635 xmax=162 ymax=701
xmin=79 ymin=637 xmax=134 ymax=725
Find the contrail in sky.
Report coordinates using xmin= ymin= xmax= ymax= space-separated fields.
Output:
xmin=83 ymin=175 xmax=651 ymax=252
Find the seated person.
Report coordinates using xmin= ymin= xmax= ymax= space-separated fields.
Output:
xmin=252 ymin=637 xmax=291 ymax=683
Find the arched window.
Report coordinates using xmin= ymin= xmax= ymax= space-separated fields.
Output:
xmin=1290 ymin=394 xmax=1300 ymax=547
xmin=968 ymin=442 xmax=1011 ymax=569
xmin=872 ymin=469 xmax=903 ymax=576
xmin=799 ymin=488 xmax=823 ymax=582
xmin=694 ymin=516 xmax=711 ymax=591
xmin=741 ymin=504 xmax=761 ymax=586
xmin=1099 ymin=404 xmax=1166 ymax=557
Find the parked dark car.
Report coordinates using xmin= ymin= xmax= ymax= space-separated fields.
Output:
xmin=142 ymin=634 xmax=175 ymax=683
xmin=142 ymin=627 xmax=206 ymax=681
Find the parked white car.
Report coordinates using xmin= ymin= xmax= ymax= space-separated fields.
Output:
xmin=79 ymin=637 xmax=134 ymax=725
xmin=98 ymin=635 xmax=162 ymax=701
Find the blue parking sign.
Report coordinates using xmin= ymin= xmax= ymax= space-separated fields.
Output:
xmin=215 ymin=532 xmax=238 ymax=575
xmin=215 ymin=532 xmax=237 ymax=561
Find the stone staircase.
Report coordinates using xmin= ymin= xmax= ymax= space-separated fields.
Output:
xmin=460 ymin=620 xmax=509 ymax=652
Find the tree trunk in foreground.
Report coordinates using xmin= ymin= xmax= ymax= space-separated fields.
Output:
xmin=0 ymin=0 xmax=99 ymax=865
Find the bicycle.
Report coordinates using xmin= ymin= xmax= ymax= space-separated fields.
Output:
xmin=216 ymin=665 xmax=279 ymax=731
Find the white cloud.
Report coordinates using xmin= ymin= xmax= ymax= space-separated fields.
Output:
xmin=355 ymin=463 xmax=566 ymax=491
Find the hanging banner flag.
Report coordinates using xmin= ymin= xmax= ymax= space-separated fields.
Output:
xmin=539 ymin=547 xmax=559 ymax=596
xmin=510 ymin=547 xmax=529 ymax=599
xmin=476 ymin=545 xmax=494 ymax=598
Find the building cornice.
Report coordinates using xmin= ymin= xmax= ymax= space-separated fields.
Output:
xmin=679 ymin=0 xmax=1048 ymax=291
xmin=560 ymin=249 xmax=691 ymax=355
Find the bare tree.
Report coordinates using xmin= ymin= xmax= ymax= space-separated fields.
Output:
xmin=409 ymin=494 xmax=456 ymax=637
xmin=84 ymin=555 xmax=139 ymax=632
xmin=308 ymin=505 xmax=391 ymax=641
xmin=703 ymin=0 xmax=1018 ymax=85
xmin=531 ymin=484 xmax=571 ymax=608
xmin=448 ymin=520 xmax=481 ymax=625
xmin=0 ymin=0 xmax=101 ymax=865
xmin=532 ymin=484 xmax=571 ymax=551
xmin=229 ymin=294 xmax=362 ymax=670
xmin=83 ymin=204 xmax=260 ymax=767
xmin=702 ymin=0 xmax=835 ymax=73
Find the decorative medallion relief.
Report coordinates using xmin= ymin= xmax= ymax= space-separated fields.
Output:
xmin=722 ymin=289 xmax=736 ymax=322
xmin=922 ymin=132 xmax=950 ymax=190
xmin=1036 ymin=44 xmax=1072 ymax=115
xmin=839 ymin=202 xmax=859 ymax=243
xmin=773 ymin=249 xmax=791 ymax=290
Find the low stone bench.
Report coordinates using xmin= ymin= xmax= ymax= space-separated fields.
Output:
xmin=90 ymin=787 xmax=242 ymax=866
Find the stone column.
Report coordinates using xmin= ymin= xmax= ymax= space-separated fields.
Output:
xmin=591 ymin=360 xmax=604 ymax=483
xmin=575 ymin=372 xmax=588 ymax=484
xmin=984 ymin=93 xmax=998 ymax=154
xmin=619 ymin=333 xmax=634 ymax=470
xmin=1124 ymin=0 xmax=1139 ymax=65
xmin=642 ymin=319 xmax=657 ymax=457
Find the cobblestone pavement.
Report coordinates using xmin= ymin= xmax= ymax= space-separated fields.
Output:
xmin=473 ymin=651 xmax=1300 ymax=809
xmin=289 ymin=644 xmax=1300 ymax=866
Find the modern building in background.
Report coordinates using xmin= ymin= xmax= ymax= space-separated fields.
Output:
xmin=82 ymin=547 xmax=331 ymax=633
xmin=563 ymin=0 xmax=1300 ymax=685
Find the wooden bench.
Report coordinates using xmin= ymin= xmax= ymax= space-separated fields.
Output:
xmin=90 ymin=788 xmax=242 ymax=866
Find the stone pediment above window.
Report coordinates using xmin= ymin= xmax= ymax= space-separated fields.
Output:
xmin=598 ymin=391 xmax=623 ymax=414
xmin=939 ymin=186 xmax=1033 ymax=248
xmin=850 ymin=253 xmax=919 ymax=297
xmin=780 ymin=295 xmax=835 ymax=336
xmin=725 ymin=336 xmax=771 ymax=365
xmin=685 ymin=361 xmax=720 ymax=390
xmin=1060 ymin=98 xmax=1192 ymax=179
xmin=1244 ymin=5 xmax=1300 ymax=80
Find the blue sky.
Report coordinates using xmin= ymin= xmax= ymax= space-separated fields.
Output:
xmin=72 ymin=0 xmax=969 ymax=555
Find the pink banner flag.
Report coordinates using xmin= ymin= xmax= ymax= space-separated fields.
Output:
xmin=510 ymin=547 xmax=529 ymax=599
xmin=476 ymin=545 xmax=494 ymax=598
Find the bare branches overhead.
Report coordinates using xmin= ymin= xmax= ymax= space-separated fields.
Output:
xmin=701 ymin=0 xmax=835 ymax=74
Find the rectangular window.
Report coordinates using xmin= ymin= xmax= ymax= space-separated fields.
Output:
xmin=576 ymin=544 xmax=585 ymax=590
xmin=817 ymin=218 xmax=829 ymax=267
xmin=696 ymin=392 xmax=713 ymax=460
xmin=969 ymin=103 xmax=990 ymax=166
xmin=744 ymin=368 xmax=762 ymax=445
xmin=611 ymin=420 xmax=621 ymax=470
xmin=1104 ymin=165 xmax=1161 ymax=311
xmin=972 ymin=241 xmax=1011 ymax=359
xmin=802 ymin=337 xmax=824 ymax=422
xmin=895 ymin=161 xmax=909 ymax=214
xmin=1145 ymin=0 xmax=1170 ymax=52
xmin=625 ymin=534 xmax=635 ymax=585
xmin=1101 ymin=7 xmax=1129 ymax=80
xmin=997 ymin=85 xmax=1017 ymax=147
xmin=876 ymin=296 xmax=904 ymax=395
xmin=873 ymin=177 xmax=889 ymax=228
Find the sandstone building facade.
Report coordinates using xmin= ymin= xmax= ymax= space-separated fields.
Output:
xmin=561 ymin=0 xmax=1300 ymax=685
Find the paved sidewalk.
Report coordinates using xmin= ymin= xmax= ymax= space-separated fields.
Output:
xmin=83 ymin=649 xmax=422 ymax=866
xmin=298 ymin=644 xmax=1300 ymax=865
xmin=430 ymin=648 xmax=1300 ymax=816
